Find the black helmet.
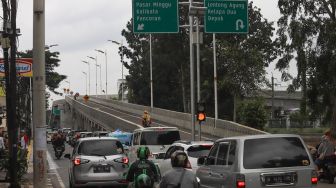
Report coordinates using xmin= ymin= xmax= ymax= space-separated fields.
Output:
xmin=171 ymin=150 xmax=188 ymax=168
xmin=137 ymin=146 xmax=150 ymax=160
xmin=136 ymin=174 xmax=152 ymax=188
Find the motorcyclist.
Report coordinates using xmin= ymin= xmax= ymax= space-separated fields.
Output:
xmin=126 ymin=146 xmax=159 ymax=188
xmin=315 ymin=130 xmax=336 ymax=177
xmin=159 ymin=150 xmax=197 ymax=188
xmin=52 ymin=130 xmax=65 ymax=153
xmin=142 ymin=110 xmax=151 ymax=127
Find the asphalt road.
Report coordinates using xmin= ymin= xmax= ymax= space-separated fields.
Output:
xmin=46 ymin=99 xmax=335 ymax=188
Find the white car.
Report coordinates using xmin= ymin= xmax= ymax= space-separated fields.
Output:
xmin=127 ymin=127 xmax=181 ymax=164
xmin=156 ymin=140 xmax=213 ymax=174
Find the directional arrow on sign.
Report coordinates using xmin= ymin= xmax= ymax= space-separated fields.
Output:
xmin=137 ymin=24 xmax=144 ymax=31
xmin=236 ymin=19 xmax=245 ymax=31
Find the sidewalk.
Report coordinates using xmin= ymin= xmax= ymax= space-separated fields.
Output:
xmin=0 ymin=141 xmax=53 ymax=188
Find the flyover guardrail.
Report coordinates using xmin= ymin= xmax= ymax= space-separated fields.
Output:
xmin=67 ymin=96 xmax=268 ymax=138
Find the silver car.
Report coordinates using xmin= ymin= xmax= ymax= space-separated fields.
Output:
xmin=65 ymin=137 xmax=129 ymax=188
xmin=157 ymin=140 xmax=213 ymax=174
xmin=196 ymin=134 xmax=317 ymax=188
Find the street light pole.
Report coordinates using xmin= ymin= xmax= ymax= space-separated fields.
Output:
xmin=82 ymin=72 xmax=87 ymax=94
xmin=213 ymin=34 xmax=218 ymax=127
xmin=96 ymin=49 xmax=108 ymax=99
xmin=96 ymin=64 xmax=102 ymax=95
xmin=88 ymin=56 xmax=97 ymax=97
xmin=82 ymin=60 xmax=90 ymax=95
xmin=65 ymin=80 xmax=70 ymax=90
xmin=189 ymin=1 xmax=195 ymax=141
xmin=33 ymin=0 xmax=47 ymax=187
xmin=108 ymin=40 xmax=124 ymax=101
xmin=150 ymin=34 xmax=153 ymax=109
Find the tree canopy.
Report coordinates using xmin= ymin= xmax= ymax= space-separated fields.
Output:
xmin=18 ymin=49 xmax=67 ymax=95
xmin=277 ymin=0 xmax=336 ymax=129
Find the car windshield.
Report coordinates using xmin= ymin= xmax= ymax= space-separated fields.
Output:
xmin=78 ymin=140 xmax=124 ymax=156
xmin=187 ymin=145 xmax=213 ymax=158
xmin=243 ymin=137 xmax=310 ymax=169
xmin=140 ymin=130 xmax=180 ymax=145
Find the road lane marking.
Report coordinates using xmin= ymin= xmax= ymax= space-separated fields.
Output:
xmin=73 ymin=98 xmax=211 ymax=140
xmin=46 ymin=151 xmax=66 ymax=188
xmin=46 ymin=151 xmax=59 ymax=170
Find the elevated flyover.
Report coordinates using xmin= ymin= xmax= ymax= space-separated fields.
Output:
xmin=63 ymin=95 xmax=267 ymax=140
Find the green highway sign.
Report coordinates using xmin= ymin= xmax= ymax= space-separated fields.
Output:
xmin=132 ymin=0 xmax=179 ymax=33
xmin=205 ymin=0 xmax=248 ymax=33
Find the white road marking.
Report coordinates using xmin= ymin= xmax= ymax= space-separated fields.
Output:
xmin=46 ymin=151 xmax=66 ymax=188
xmin=74 ymin=98 xmax=211 ymax=140
xmin=46 ymin=151 xmax=59 ymax=170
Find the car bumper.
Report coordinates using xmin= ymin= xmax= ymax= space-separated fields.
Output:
xmin=73 ymin=180 xmax=128 ymax=187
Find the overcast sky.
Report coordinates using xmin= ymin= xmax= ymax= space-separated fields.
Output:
xmin=15 ymin=0 xmax=289 ymax=101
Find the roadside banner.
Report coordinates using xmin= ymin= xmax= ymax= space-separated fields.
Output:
xmin=0 ymin=58 xmax=33 ymax=77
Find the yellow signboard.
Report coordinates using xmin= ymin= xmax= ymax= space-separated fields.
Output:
xmin=0 ymin=58 xmax=33 ymax=77
xmin=0 ymin=85 xmax=5 ymax=97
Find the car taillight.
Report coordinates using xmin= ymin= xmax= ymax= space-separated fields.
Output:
xmin=122 ymin=157 xmax=129 ymax=164
xmin=236 ymin=174 xmax=245 ymax=188
xmin=115 ymin=157 xmax=129 ymax=164
xmin=73 ymin=157 xmax=89 ymax=166
xmin=311 ymin=170 xmax=318 ymax=184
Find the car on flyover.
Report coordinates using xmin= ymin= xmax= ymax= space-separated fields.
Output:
xmin=64 ymin=137 xmax=129 ymax=188
xmin=156 ymin=140 xmax=213 ymax=174
xmin=196 ymin=134 xmax=317 ymax=188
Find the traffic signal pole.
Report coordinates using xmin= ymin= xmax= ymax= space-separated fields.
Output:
xmin=33 ymin=0 xmax=47 ymax=187
xmin=189 ymin=0 xmax=195 ymax=141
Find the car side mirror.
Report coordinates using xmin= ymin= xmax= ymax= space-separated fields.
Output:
xmin=155 ymin=152 xmax=166 ymax=159
xmin=64 ymin=154 xmax=71 ymax=159
xmin=197 ymin=156 xmax=207 ymax=165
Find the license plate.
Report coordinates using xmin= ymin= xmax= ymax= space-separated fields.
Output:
xmin=261 ymin=172 xmax=297 ymax=186
xmin=93 ymin=165 xmax=110 ymax=173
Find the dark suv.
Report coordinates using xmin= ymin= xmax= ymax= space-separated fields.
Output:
xmin=196 ymin=134 xmax=317 ymax=188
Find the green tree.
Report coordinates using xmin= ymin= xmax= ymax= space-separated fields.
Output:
xmin=18 ymin=49 xmax=66 ymax=95
xmin=17 ymin=49 xmax=66 ymax=109
xmin=237 ymin=98 xmax=268 ymax=130
xmin=277 ymin=0 xmax=336 ymax=131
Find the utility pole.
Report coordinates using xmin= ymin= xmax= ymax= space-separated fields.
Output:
xmin=7 ymin=0 xmax=19 ymax=186
xmin=33 ymin=0 xmax=47 ymax=187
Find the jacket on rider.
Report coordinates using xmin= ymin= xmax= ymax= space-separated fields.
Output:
xmin=126 ymin=146 xmax=159 ymax=188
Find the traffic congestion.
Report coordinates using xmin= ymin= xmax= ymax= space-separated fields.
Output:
xmin=46 ymin=110 xmax=336 ymax=188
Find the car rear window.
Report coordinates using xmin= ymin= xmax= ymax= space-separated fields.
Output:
xmin=140 ymin=130 xmax=180 ymax=145
xmin=78 ymin=140 xmax=124 ymax=156
xmin=243 ymin=137 xmax=310 ymax=169
xmin=187 ymin=145 xmax=213 ymax=158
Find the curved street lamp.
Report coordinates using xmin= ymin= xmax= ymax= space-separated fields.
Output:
xmin=88 ymin=56 xmax=98 ymax=96
xmin=108 ymin=40 xmax=125 ymax=101
xmin=95 ymin=49 xmax=108 ymax=99
xmin=82 ymin=60 xmax=91 ymax=95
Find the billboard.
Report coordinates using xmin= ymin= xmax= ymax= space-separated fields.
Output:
xmin=0 ymin=58 xmax=33 ymax=77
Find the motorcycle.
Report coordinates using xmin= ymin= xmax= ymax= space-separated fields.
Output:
xmin=318 ymin=162 xmax=336 ymax=184
xmin=55 ymin=145 xmax=64 ymax=160
xmin=142 ymin=118 xmax=151 ymax=128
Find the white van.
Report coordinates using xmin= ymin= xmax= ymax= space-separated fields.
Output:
xmin=128 ymin=127 xmax=181 ymax=163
